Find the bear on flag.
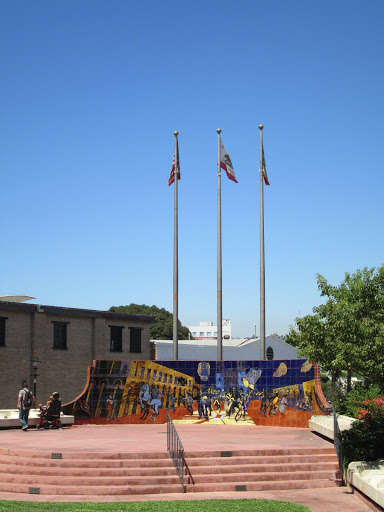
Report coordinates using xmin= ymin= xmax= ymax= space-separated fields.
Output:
xmin=219 ymin=141 xmax=238 ymax=183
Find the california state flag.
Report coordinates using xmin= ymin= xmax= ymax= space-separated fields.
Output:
xmin=220 ymin=140 xmax=238 ymax=183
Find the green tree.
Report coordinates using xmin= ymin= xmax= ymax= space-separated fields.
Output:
xmin=286 ymin=265 xmax=384 ymax=389
xmin=109 ymin=304 xmax=192 ymax=340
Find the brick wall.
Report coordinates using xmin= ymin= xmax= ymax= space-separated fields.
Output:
xmin=0 ymin=304 xmax=154 ymax=409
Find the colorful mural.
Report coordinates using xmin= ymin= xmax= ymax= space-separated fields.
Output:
xmin=63 ymin=359 xmax=331 ymax=428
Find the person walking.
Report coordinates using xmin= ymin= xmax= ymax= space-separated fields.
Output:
xmin=17 ymin=384 xmax=36 ymax=431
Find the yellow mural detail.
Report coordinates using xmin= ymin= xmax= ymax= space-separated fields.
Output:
xmin=94 ymin=382 xmax=105 ymax=416
xmin=271 ymin=380 xmax=315 ymax=396
xmin=301 ymin=360 xmax=313 ymax=373
xmin=272 ymin=383 xmax=299 ymax=395
xmin=273 ymin=362 xmax=287 ymax=377
xmin=303 ymin=380 xmax=315 ymax=394
xmin=116 ymin=360 xmax=199 ymax=418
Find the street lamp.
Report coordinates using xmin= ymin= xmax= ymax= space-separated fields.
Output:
xmin=31 ymin=357 xmax=42 ymax=399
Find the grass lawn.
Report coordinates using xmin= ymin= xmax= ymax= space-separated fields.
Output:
xmin=0 ymin=500 xmax=311 ymax=512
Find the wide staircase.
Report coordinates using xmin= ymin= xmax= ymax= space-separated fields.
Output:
xmin=0 ymin=446 xmax=341 ymax=497
xmin=0 ymin=450 xmax=182 ymax=496
xmin=184 ymin=447 xmax=342 ymax=493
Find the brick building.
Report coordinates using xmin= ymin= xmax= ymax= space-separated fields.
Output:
xmin=0 ymin=301 xmax=154 ymax=409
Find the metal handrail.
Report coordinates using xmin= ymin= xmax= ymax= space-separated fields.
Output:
xmin=333 ymin=410 xmax=344 ymax=484
xmin=166 ymin=413 xmax=185 ymax=492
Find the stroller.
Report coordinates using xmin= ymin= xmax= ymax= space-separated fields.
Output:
xmin=36 ymin=392 xmax=62 ymax=430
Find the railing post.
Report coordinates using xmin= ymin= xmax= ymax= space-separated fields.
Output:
xmin=166 ymin=413 xmax=185 ymax=492
xmin=333 ymin=409 xmax=344 ymax=484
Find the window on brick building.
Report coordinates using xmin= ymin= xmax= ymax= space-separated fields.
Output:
xmin=129 ymin=327 xmax=142 ymax=353
xmin=52 ymin=322 xmax=69 ymax=349
xmin=0 ymin=317 xmax=7 ymax=347
xmin=109 ymin=326 xmax=123 ymax=352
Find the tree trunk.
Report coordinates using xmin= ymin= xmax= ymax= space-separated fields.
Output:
xmin=346 ymin=369 xmax=352 ymax=393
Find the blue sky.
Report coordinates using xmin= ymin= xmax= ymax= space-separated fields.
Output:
xmin=1 ymin=1 xmax=383 ymax=338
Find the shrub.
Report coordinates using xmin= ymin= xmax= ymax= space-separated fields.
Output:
xmin=339 ymin=394 xmax=384 ymax=469
xmin=337 ymin=384 xmax=383 ymax=418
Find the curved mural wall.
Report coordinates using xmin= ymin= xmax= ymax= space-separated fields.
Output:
xmin=63 ymin=359 xmax=331 ymax=428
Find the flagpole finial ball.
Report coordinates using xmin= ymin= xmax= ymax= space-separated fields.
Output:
xmin=174 ymin=131 xmax=178 ymax=136
xmin=217 ymin=128 xmax=222 ymax=134
xmin=259 ymin=125 xmax=264 ymax=130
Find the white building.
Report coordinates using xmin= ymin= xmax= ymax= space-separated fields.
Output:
xmin=154 ymin=335 xmax=302 ymax=361
xmin=187 ymin=320 xmax=231 ymax=340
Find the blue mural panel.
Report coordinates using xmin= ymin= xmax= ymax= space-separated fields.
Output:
xmin=63 ymin=359 xmax=329 ymax=427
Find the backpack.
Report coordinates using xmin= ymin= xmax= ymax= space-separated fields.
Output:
xmin=23 ymin=390 xmax=33 ymax=408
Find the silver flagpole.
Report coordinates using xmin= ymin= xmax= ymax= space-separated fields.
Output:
xmin=173 ymin=131 xmax=179 ymax=361
xmin=217 ymin=128 xmax=222 ymax=360
xmin=259 ymin=124 xmax=265 ymax=360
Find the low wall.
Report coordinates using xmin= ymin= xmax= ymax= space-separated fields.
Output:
xmin=63 ymin=358 xmax=331 ymax=427
xmin=309 ymin=414 xmax=356 ymax=440
xmin=348 ymin=461 xmax=384 ymax=511
xmin=0 ymin=409 xmax=74 ymax=429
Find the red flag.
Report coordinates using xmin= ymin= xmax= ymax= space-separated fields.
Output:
xmin=168 ymin=140 xmax=180 ymax=186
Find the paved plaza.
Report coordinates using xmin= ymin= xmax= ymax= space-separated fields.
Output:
xmin=0 ymin=424 xmax=375 ymax=512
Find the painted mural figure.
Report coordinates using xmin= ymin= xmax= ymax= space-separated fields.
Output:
xmin=168 ymin=395 xmax=176 ymax=413
xmin=140 ymin=401 xmax=150 ymax=421
xmin=106 ymin=395 xmax=118 ymax=421
xmin=225 ymin=392 xmax=234 ymax=417
xmin=76 ymin=400 xmax=91 ymax=418
xmin=268 ymin=393 xmax=279 ymax=416
xmin=139 ymin=383 xmax=151 ymax=409
xmin=302 ymin=392 xmax=313 ymax=412
xmin=212 ymin=396 xmax=221 ymax=412
xmin=279 ymin=395 xmax=288 ymax=414
xmin=258 ymin=389 xmax=269 ymax=418
xmin=243 ymin=391 xmax=253 ymax=419
xmin=233 ymin=397 xmax=242 ymax=422
xmin=138 ymin=383 xmax=152 ymax=421
xmin=205 ymin=396 xmax=212 ymax=417
xmin=199 ymin=395 xmax=211 ymax=421
xmin=148 ymin=388 xmax=163 ymax=421
xmin=196 ymin=394 xmax=202 ymax=419
xmin=228 ymin=392 xmax=239 ymax=420
xmin=182 ymin=394 xmax=194 ymax=415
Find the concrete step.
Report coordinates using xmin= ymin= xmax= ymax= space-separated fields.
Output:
xmin=0 ymin=449 xmax=170 ymax=460
xmin=188 ymin=469 xmax=340 ymax=484
xmin=0 ymin=472 xmax=181 ymax=487
xmin=185 ymin=454 xmax=338 ymax=467
xmin=186 ymin=462 xmax=340 ymax=475
xmin=0 ymin=455 xmax=174 ymax=469
xmin=186 ymin=478 xmax=339 ymax=493
xmin=0 ymin=463 xmax=178 ymax=478
xmin=0 ymin=482 xmax=184 ymax=496
xmin=184 ymin=447 xmax=337 ymax=458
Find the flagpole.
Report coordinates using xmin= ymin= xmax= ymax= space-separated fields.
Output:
xmin=217 ymin=128 xmax=223 ymax=361
xmin=259 ymin=124 xmax=265 ymax=360
xmin=173 ymin=131 xmax=179 ymax=361
xmin=217 ymin=128 xmax=222 ymax=360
